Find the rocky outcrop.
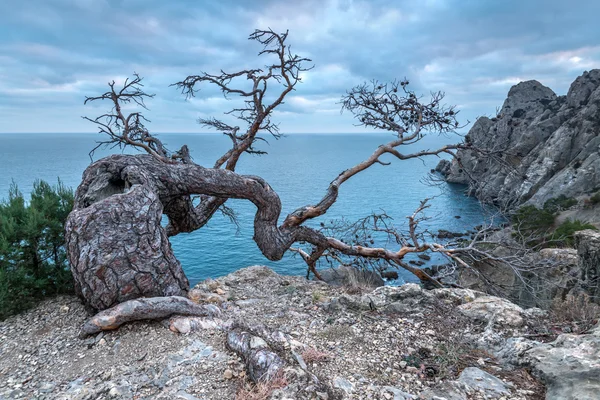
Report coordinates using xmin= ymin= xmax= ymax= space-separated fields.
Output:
xmin=438 ymin=69 xmax=600 ymax=209
xmin=0 ymin=266 xmax=549 ymax=400
xmin=500 ymin=323 xmax=600 ymax=400
xmin=574 ymin=229 xmax=600 ymax=301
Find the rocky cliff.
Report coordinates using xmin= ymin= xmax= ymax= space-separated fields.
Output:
xmin=437 ymin=69 xmax=600 ymax=209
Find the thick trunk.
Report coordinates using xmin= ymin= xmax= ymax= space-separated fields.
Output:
xmin=66 ymin=180 xmax=189 ymax=310
xmin=66 ymin=154 xmax=315 ymax=310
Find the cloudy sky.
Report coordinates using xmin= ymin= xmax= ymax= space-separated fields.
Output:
xmin=1 ymin=0 xmax=598 ymax=134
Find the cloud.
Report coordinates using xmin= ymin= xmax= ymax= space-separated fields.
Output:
xmin=0 ymin=0 xmax=598 ymax=133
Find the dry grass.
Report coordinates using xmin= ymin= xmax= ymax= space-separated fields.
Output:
xmin=318 ymin=324 xmax=354 ymax=341
xmin=550 ymin=293 xmax=600 ymax=334
xmin=301 ymin=347 xmax=331 ymax=364
xmin=235 ymin=372 xmax=288 ymax=400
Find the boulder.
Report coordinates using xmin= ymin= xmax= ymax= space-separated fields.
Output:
xmin=457 ymin=367 xmax=511 ymax=397
xmin=458 ymin=296 xmax=529 ymax=327
xmin=575 ymin=229 xmax=600 ymax=303
xmin=420 ymin=367 xmax=511 ymax=399
xmin=506 ymin=323 xmax=600 ymax=400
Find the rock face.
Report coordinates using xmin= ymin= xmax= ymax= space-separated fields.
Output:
xmin=574 ymin=229 xmax=600 ymax=301
xmin=438 ymin=69 xmax=600 ymax=209
xmin=503 ymin=323 xmax=600 ymax=400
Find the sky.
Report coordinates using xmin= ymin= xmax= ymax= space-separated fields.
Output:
xmin=1 ymin=0 xmax=599 ymax=134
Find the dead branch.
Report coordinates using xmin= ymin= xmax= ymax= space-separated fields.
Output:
xmin=79 ymin=296 xmax=221 ymax=337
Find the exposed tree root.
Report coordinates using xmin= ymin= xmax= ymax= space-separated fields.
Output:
xmin=226 ymin=329 xmax=286 ymax=383
xmin=79 ymin=296 xmax=221 ymax=338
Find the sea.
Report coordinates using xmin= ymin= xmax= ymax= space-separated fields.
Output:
xmin=0 ymin=132 xmax=493 ymax=286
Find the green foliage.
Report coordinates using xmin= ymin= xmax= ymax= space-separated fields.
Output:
xmin=0 ymin=180 xmax=74 ymax=320
xmin=590 ymin=192 xmax=600 ymax=205
xmin=543 ymin=195 xmax=577 ymax=213
xmin=511 ymin=205 xmax=556 ymax=236
xmin=550 ymin=219 xmax=597 ymax=247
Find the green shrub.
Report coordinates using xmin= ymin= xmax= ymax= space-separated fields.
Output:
xmin=590 ymin=192 xmax=600 ymax=205
xmin=543 ymin=195 xmax=577 ymax=213
xmin=0 ymin=180 xmax=74 ymax=320
xmin=549 ymin=219 xmax=597 ymax=247
xmin=511 ymin=205 xmax=556 ymax=237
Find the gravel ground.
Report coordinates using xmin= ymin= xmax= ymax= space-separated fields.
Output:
xmin=0 ymin=266 xmax=546 ymax=399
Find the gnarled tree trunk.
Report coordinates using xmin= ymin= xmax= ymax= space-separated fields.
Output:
xmin=66 ymin=174 xmax=189 ymax=310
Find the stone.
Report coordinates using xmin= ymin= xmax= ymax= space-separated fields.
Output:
xmin=458 ymin=296 xmax=526 ymax=327
xmin=380 ymin=386 xmax=417 ymax=399
xmin=223 ymin=369 xmax=234 ymax=380
xmin=510 ymin=323 xmax=600 ymax=400
xmin=333 ymin=377 xmax=354 ymax=394
xmin=457 ymin=367 xmax=510 ymax=397
xmin=575 ymin=230 xmax=600 ymax=302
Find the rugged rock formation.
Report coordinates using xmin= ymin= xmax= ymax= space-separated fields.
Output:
xmin=452 ymin=228 xmax=600 ymax=309
xmin=437 ymin=69 xmax=600 ymax=209
xmin=575 ymin=229 xmax=600 ymax=301
xmin=501 ymin=323 xmax=600 ymax=400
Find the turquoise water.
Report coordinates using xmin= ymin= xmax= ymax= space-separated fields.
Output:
xmin=0 ymin=132 xmax=489 ymax=285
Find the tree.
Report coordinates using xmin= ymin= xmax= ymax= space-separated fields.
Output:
xmin=66 ymin=29 xmax=470 ymax=316
xmin=0 ymin=180 xmax=74 ymax=319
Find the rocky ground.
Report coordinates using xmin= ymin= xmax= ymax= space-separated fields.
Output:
xmin=1 ymin=266 xmax=599 ymax=400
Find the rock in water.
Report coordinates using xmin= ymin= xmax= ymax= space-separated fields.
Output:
xmin=438 ymin=69 xmax=600 ymax=209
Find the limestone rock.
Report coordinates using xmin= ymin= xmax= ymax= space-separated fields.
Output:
xmin=575 ymin=229 xmax=600 ymax=302
xmin=457 ymin=367 xmax=511 ymax=397
xmin=511 ymin=323 xmax=600 ymax=400
xmin=458 ymin=296 xmax=528 ymax=327
xmin=438 ymin=69 xmax=600 ymax=210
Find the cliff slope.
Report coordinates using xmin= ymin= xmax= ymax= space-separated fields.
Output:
xmin=438 ymin=69 xmax=600 ymax=209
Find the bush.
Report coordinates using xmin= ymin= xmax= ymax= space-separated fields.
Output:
xmin=549 ymin=219 xmax=597 ymax=247
xmin=0 ymin=180 xmax=74 ymax=320
xmin=590 ymin=192 xmax=600 ymax=205
xmin=543 ymin=195 xmax=577 ymax=213
xmin=511 ymin=205 xmax=556 ymax=237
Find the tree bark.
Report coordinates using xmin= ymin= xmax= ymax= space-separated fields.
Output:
xmin=66 ymin=179 xmax=189 ymax=310
xmin=79 ymin=296 xmax=220 ymax=337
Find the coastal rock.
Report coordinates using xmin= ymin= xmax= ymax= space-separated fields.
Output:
xmin=438 ymin=69 xmax=600 ymax=209
xmin=574 ymin=229 xmax=600 ymax=302
xmin=0 ymin=267 xmax=547 ymax=400
xmin=458 ymin=296 xmax=529 ymax=327
xmin=457 ymin=367 xmax=511 ymax=397
xmin=506 ymin=323 xmax=600 ymax=400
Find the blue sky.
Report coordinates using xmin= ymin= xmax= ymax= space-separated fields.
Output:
xmin=1 ymin=0 xmax=598 ymax=133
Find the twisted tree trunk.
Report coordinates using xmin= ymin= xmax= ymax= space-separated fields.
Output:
xmin=65 ymin=153 xmax=323 ymax=310
xmin=66 ymin=149 xmax=453 ymax=311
